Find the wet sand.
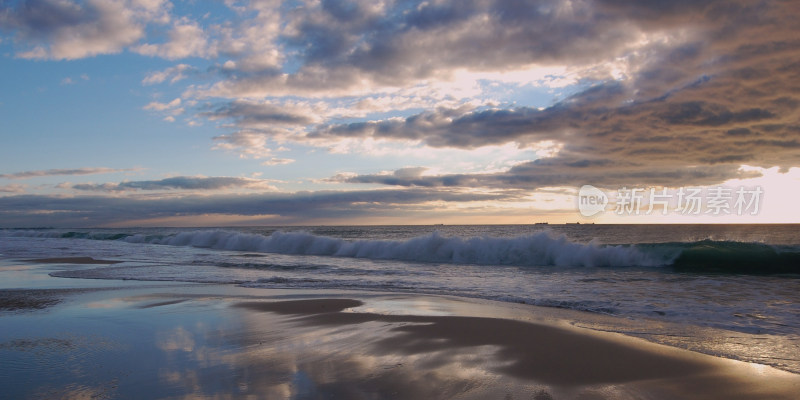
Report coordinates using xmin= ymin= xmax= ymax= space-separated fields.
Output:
xmin=25 ymin=257 xmax=123 ymax=265
xmin=1 ymin=260 xmax=799 ymax=398
xmin=231 ymin=297 xmax=800 ymax=399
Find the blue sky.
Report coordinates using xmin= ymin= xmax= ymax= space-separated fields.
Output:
xmin=1 ymin=0 xmax=799 ymax=227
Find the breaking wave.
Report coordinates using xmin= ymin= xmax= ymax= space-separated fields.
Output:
xmin=4 ymin=229 xmax=667 ymax=267
xmin=139 ymin=230 xmax=669 ymax=267
xmin=5 ymin=229 xmax=800 ymax=273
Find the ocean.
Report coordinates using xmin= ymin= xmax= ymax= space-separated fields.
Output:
xmin=1 ymin=224 xmax=799 ymax=374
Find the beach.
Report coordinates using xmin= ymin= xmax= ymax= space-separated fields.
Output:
xmin=3 ymin=0 xmax=799 ymax=396
xmin=3 ymin=0 xmax=798 ymax=396
xmin=2 ymin=257 xmax=799 ymax=399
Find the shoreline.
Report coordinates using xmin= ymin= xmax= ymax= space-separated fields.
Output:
xmin=1 ymin=261 xmax=799 ymax=398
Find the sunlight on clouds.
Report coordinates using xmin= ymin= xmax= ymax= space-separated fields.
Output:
xmin=323 ymin=139 xmax=544 ymax=175
xmin=451 ymin=66 xmax=576 ymax=89
xmin=718 ymin=166 xmax=800 ymax=222
xmin=529 ymin=140 xmax=563 ymax=159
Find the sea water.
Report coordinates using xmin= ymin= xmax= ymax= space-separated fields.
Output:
xmin=1 ymin=224 xmax=799 ymax=373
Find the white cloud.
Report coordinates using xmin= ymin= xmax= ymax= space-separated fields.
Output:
xmin=212 ymin=131 xmax=278 ymax=159
xmin=261 ymin=158 xmax=295 ymax=166
xmin=133 ymin=17 xmax=211 ymax=60
xmin=142 ymin=64 xmax=195 ymax=85
xmin=143 ymin=98 xmax=181 ymax=111
xmin=214 ymin=0 xmax=283 ymax=71
xmin=144 ymin=97 xmax=185 ymax=122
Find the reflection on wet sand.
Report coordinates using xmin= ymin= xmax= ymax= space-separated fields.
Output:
xmin=3 ymin=285 xmax=800 ymax=399
xmin=226 ymin=298 xmax=800 ymax=399
xmin=236 ymin=298 xmax=713 ymax=384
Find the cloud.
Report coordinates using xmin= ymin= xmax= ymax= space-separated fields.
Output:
xmin=213 ymin=0 xmax=283 ymax=71
xmin=0 ymin=184 xmax=25 ymax=193
xmin=133 ymin=17 xmax=211 ymax=60
xmin=143 ymin=98 xmax=181 ymax=111
xmin=261 ymin=158 xmax=295 ymax=166
xmin=143 ymin=97 xmax=184 ymax=122
xmin=317 ymin=82 xmax=793 ymax=188
xmin=4 ymin=0 xmax=799 ymax=203
xmin=0 ymin=167 xmax=132 ymax=180
xmin=311 ymin=86 xmax=795 ymax=160
xmin=284 ymin=0 xmax=798 ymax=189
xmin=183 ymin=0 xmax=797 ymax=190
xmin=211 ymin=130 xmax=279 ymax=159
xmin=199 ymin=100 xmax=327 ymax=158
xmin=203 ymin=0 xmax=649 ymax=98
xmin=0 ymin=188 xmax=520 ymax=226
xmin=142 ymin=64 xmax=196 ymax=85
xmin=0 ymin=0 xmax=171 ymax=60
xmin=327 ymin=167 xmax=432 ymax=186
xmin=60 ymin=73 xmax=89 ymax=85
xmin=201 ymin=100 xmax=317 ymax=126
xmin=335 ymin=161 xmax=762 ymax=191
xmin=71 ymin=176 xmax=277 ymax=192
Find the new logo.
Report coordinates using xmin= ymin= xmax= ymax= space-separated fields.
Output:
xmin=578 ymin=185 xmax=608 ymax=217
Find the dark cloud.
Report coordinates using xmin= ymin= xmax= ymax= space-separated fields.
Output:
xmin=330 ymin=167 xmax=438 ymax=187
xmin=200 ymin=100 xmax=314 ymax=127
xmin=0 ymin=0 xmax=89 ymax=37
xmin=0 ymin=189 xmax=521 ymax=227
xmin=337 ymin=161 xmax=760 ymax=191
xmin=0 ymin=167 xmax=131 ymax=179
xmin=657 ymin=102 xmax=775 ymax=127
xmin=0 ymin=0 xmax=164 ymax=59
xmin=296 ymin=0 xmax=800 ymax=189
xmin=206 ymin=0 xmax=800 ymax=190
xmin=214 ymin=0 xmax=651 ymax=95
xmin=315 ymin=85 xmax=795 ymax=188
xmin=213 ymin=0 xmax=796 ymax=96
xmin=71 ymin=177 xmax=275 ymax=192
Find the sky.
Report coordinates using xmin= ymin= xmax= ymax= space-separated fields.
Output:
xmin=0 ymin=0 xmax=798 ymax=227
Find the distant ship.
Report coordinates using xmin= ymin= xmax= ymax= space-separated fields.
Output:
xmin=534 ymin=222 xmax=549 ymax=225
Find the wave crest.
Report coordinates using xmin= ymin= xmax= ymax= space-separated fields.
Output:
xmin=125 ymin=229 xmax=665 ymax=267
